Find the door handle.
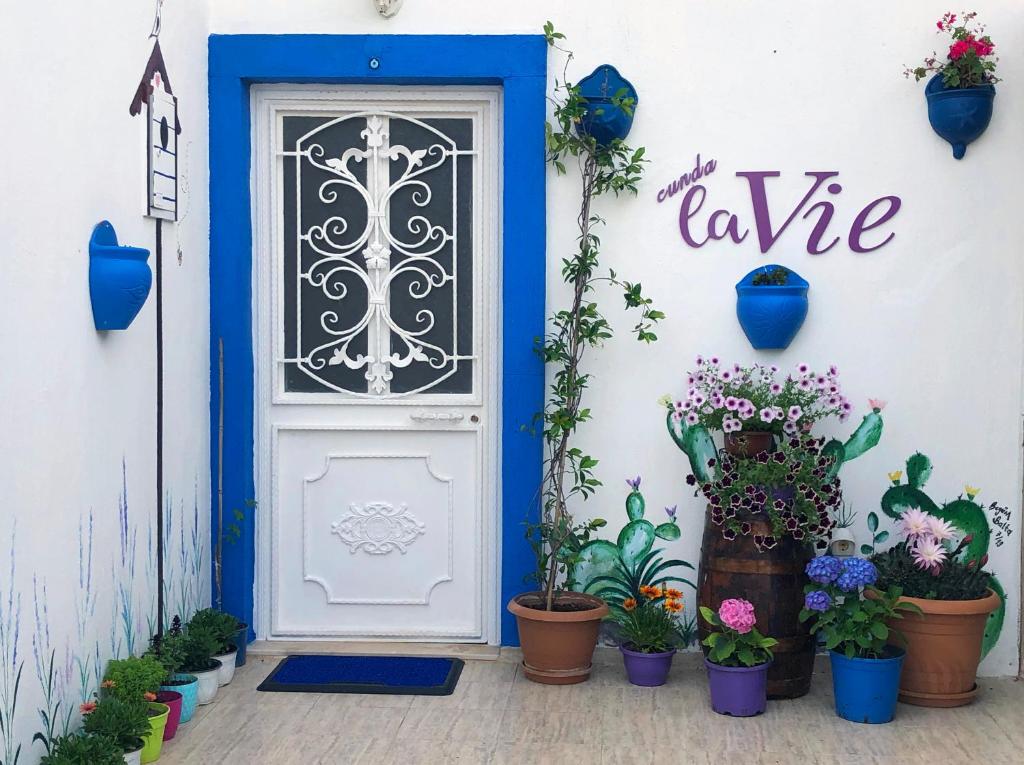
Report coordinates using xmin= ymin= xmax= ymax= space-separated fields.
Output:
xmin=409 ymin=411 xmax=465 ymax=422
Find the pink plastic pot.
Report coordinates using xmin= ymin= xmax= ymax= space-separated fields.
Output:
xmin=155 ymin=690 xmax=182 ymax=740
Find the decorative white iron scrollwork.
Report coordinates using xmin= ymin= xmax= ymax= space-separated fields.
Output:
xmin=331 ymin=501 xmax=426 ymax=555
xmin=283 ymin=111 xmax=474 ymax=397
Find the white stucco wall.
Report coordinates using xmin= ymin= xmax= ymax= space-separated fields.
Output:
xmin=211 ymin=0 xmax=1024 ymax=677
xmin=0 ymin=1 xmax=211 ymax=760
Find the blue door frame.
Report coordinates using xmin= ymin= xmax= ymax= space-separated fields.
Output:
xmin=209 ymin=34 xmax=546 ymax=645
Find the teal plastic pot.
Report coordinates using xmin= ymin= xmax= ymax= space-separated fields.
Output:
xmin=162 ymin=673 xmax=198 ymax=723
xmin=830 ymin=648 xmax=905 ymax=724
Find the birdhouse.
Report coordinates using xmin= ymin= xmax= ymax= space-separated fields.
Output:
xmin=829 ymin=527 xmax=857 ymax=558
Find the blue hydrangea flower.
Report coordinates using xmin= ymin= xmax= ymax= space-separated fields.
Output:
xmin=836 ymin=557 xmax=877 ymax=592
xmin=804 ymin=590 xmax=832 ymax=612
xmin=805 ymin=555 xmax=842 ymax=585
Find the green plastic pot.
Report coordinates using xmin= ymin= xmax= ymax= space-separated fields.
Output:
xmin=140 ymin=702 xmax=169 ymax=763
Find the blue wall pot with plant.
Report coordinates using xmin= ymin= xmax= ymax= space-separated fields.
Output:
xmin=89 ymin=220 xmax=152 ymax=331
xmin=735 ymin=265 xmax=808 ymax=350
xmin=830 ymin=647 xmax=905 ymax=724
xmin=925 ymin=74 xmax=995 ymax=160
xmin=576 ymin=64 xmax=638 ymax=146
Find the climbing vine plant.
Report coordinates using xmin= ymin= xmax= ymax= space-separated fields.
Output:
xmin=531 ymin=23 xmax=663 ymax=610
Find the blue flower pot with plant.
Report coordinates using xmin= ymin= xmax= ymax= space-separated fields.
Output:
xmin=800 ymin=556 xmax=922 ymax=724
xmin=735 ymin=265 xmax=808 ymax=350
xmin=575 ymin=64 xmax=638 ymax=146
xmin=907 ymin=12 xmax=1000 ymax=160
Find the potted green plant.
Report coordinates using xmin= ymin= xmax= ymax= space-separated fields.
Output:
xmin=146 ymin=616 xmax=197 ymax=729
xmin=612 ymin=595 xmax=685 ymax=687
xmin=871 ymin=506 xmax=1001 ymax=707
xmin=507 ymin=23 xmax=662 ymax=686
xmin=800 ymin=556 xmax=920 ymax=724
xmin=101 ymin=656 xmax=171 ymax=763
xmin=179 ymin=623 xmax=223 ymax=705
xmin=906 ymin=12 xmax=1000 ymax=158
xmin=81 ymin=695 xmax=150 ymax=765
xmin=187 ymin=609 xmax=242 ymax=686
xmin=40 ymin=733 xmax=124 ymax=765
xmin=700 ymin=599 xmax=777 ymax=717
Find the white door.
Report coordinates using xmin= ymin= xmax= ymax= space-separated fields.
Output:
xmin=252 ymin=86 xmax=501 ymax=642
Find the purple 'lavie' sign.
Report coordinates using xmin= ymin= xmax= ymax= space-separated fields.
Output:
xmin=658 ymin=155 xmax=902 ymax=255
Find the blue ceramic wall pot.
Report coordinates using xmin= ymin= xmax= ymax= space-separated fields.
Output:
xmin=89 ymin=221 xmax=152 ymax=330
xmin=576 ymin=64 xmax=638 ymax=145
xmin=735 ymin=265 xmax=809 ymax=350
xmin=830 ymin=647 xmax=905 ymax=724
xmin=925 ymin=74 xmax=995 ymax=159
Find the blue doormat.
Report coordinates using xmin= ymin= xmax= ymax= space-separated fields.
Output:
xmin=256 ymin=655 xmax=464 ymax=696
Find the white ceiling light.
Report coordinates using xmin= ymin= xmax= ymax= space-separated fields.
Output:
xmin=374 ymin=0 xmax=404 ymax=18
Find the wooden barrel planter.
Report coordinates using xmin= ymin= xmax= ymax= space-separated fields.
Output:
xmin=698 ymin=506 xmax=815 ymax=699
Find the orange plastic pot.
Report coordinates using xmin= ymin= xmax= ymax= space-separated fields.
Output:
xmin=891 ymin=588 xmax=1001 ymax=707
xmin=507 ymin=591 xmax=608 ymax=685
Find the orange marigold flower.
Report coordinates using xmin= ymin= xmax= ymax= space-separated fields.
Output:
xmin=664 ymin=599 xmax=683 ymax=613
xmin=79 ymin=701 xmax=97 ymax=715
xmin=622 ymin=598 xmax=638 ymax=612
xmin=639 ymin=585 xmax=660 ymax=599
xmin=665 ymin=588 xmax=683 ymax=600
xmin=143 ymin=691 xmax=157 ymax=702
xmin=100 ymin=679 xmax=115 ymax=689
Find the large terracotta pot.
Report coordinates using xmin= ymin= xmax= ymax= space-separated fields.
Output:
xmin=892 ymin=588 xmax=1001 ymax=707
xmin=508 ymin=591 xmax=609 ymax=685
xmin=699 ymin=506 xmax=815 ymax=699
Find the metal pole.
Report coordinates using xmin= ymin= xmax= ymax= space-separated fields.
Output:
xmin=156 ymin=218 xmax=165 ymax=637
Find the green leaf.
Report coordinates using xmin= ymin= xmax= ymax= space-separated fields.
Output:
xmin=860 ymin=544 xmax=874 ymax=555
xmin=870 ymin=622 xmax=889 ymax=640
xmin=875 ymin=531 xmax=890 ymax=544
xmin=867 ymin=511 xmax=878 ymax=533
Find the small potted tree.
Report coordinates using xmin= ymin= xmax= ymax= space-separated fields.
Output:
xmin=871 ymin=507 xmax=1001 ymax=707
xmin=700 ymin=599 xmax=777 ymax=717
xmin=187 ymin=609 xmax=242 ymax=686
xmin=800 ymin=556 xmax=920 ymax=724
xmin=147 ymin=616 xmax=198 ymax=729
xmin=507 ymin=23 xmax=662 ymax=685
xmin=906 ymin=12 xmax=1000 ymax=159
xmin=40 ymin=733 xmax=125 ymax=765
xmin=179 ymin=624 xmax=223 ymax=705
xmin=81 ymin=695 xmax=150 ymax=765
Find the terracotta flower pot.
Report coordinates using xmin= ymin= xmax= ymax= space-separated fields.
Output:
xmin=892 ymin=588 xmax=1001 ymax=707
xmin=724 ymin=431 xmax=774 ymax=458
xmin=507 ymin=591 xmax=609 ymax=685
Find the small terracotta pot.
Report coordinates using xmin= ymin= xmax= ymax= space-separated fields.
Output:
xmin=891 ymin=588 xmax=1001 ymax=707
xmin=724 ymin=431 xmax=774 ymax=458
xmin=507 ymin=591 xmax=609 ymax=685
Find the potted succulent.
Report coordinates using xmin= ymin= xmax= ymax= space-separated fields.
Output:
xmin=81 ymin=695 xmax=150 ymax=765
xmin=179 ymin=623 xmax=223 ymax=705
xmin=101 ymin=656 xmax=171 ymax=763
xmin=612 ymin=592 xmax=686 ymax=687
xmin=188 ymin=608 xmax=241 ymax=685
xmin=800 ymin=556 xmax=920 ymax=724
xmin=700 ymin=599 xmax=777 ymax=717
xmin=906 ymin=12 xmax=1000 ymax=159
xmin=871 ymin=507 xmax=1001 ymax=707
xmin=147 ymin=616 xmax=197 ymax=730
xmin=40 ymin=733 xmax=125 ymax=765
xmin=735 ymin=265 xmax=809 ymax=350
xmin=508 ymin=25 xmax=661 ymax=685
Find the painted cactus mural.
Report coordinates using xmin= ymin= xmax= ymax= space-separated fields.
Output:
xmin=569 ymin=478 xmax=695 ymax=614
xmin=879 ymin=453 xmax=1007 ymax=657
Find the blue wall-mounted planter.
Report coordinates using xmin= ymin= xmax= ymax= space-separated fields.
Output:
xmin=89 ymin=221 xmax=152 ymax=331
xmin=925 ymin=74 xmax=995 ymax=160
xmin=735 ymin=265 xmax=809 ymax=350
xmin=577 ymin=64 xmax=637 ymax=145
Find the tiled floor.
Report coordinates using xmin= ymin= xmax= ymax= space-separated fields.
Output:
xmin=159 ymin=649 xmax=1024 ymax=764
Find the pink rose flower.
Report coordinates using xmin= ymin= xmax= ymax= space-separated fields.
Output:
xmin=718 ymin=598 xmax=757 ymax=634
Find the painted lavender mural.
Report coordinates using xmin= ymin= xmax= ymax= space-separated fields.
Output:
xmin=0 ymin=461 xmax=208 ymax=761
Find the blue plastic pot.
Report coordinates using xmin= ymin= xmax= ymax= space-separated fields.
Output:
xmin=925 ymin=74 xmax=995 ymax=160
xmin=234 ymin=623 xmax=249 ymax=666
xmin=576 ymin=64 xmax=638 ymax=145
xmin=829 ymin=647 xmax=905 ymax=724
xmin=735 ymin=265 xmax=808 ymax=350
xmin=88 ymin=221 xmax=152 ymax=330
